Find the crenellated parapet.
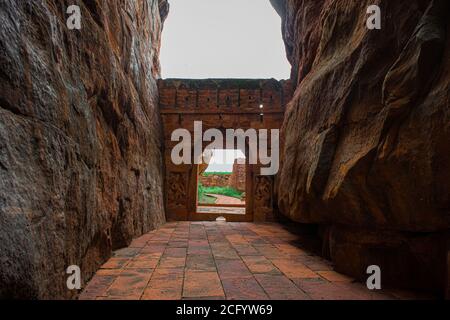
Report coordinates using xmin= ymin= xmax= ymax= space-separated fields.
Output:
xmin=158 ymin=79 xmax=292 ymax=114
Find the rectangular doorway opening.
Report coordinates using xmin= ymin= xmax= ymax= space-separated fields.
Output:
xmin=197 ymin=149 xmax=246 ymax=216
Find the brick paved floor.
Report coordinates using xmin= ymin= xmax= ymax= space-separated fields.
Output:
xmin=80 ymin=222 xmax=431 ymax=300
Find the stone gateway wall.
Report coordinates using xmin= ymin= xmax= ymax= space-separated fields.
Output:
xmin=0 ymin=1 xmax=168 ymax=299
xmin=159 ymin=79 xmax=292 ymax=222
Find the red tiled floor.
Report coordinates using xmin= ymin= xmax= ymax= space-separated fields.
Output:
xmin=221 ymin=277 xmax=268 ymax=300
xmin=293 ymin=278 xmax=370 ymax=300
xmin=211 ymin=244 xmax=240 ymax=260
xmin=101 ymin=257 xmax=130 ymax=269
xmin=140 ymin=244 xmax=166 ymax=254
xmin=126 ymin=258 xmax=160 ymax=269
xmin=254 ymin=244 xmax=286 ymax=259
xmin=183 ymin=271 xmax=224 ymax=298
xmin=317 ymin=271 xmax=354 ymax=283
xmin=271 ymin=259 xmax=320 ymax=279
xmin=80 ymin=222 xmax=418 ymax=300
xmin=241 ymin=255 xmax=281 ymax=275
xmin=163 ymin=247 xmax=187 ymax=258
xmin=79 ymin=275 xmax=116 ymax=300
xmin=96 ymin=269 xmax=123 ymax=276
xmin=168 ymin=241 xmax=188 ymax=248
xmin=142 ymin=268 xmax=184 ymax=300
xmin=186 ymin=254 xmax=217 ymax=271
xmin=233 ymin=244 xmax=260 ymax=256
xmin=275 ymin=243 xmax=310 ymax=256
xmin=255 ymin=274 xmax=310 ymax=300
xmin=113 ymin=247 xmax=141 ymax=258
xmin=216 ymin=259 xmax=252 ymax=279
xmin=159 ymin=256 xmax=186 ymax=269
xmin=129 ymin=234 xmax=154 ymax=248
xmin=106 ymin=269 xmax=153 ymax=299
xmin=302 ymin=256 xmax=334 ymax=271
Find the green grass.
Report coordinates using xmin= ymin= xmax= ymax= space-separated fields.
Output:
xmin=202 ymin=172 xmax=232 ymax=176
xmin=198 ymin=194 xmax=217 ymax=204
xmin=198 ymin=182 xmax=210 ymax=204
xmin=199 ymin=184 xmax=243 ymax=200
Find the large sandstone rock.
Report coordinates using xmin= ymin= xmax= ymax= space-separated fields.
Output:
xmin=0 ymin=0 xmax=168 ymax=299
xmin=272 ymin=0 xmax=449 ymax=294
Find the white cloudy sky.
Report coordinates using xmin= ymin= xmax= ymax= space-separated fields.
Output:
xmin=160 ymin=0 xmax=291 ymax=79
xmin=205 ymin=149 xmax=246 ymax=173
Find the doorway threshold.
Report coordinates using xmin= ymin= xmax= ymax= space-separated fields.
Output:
xmin=197 ymin=206 xmax=245 ymax=215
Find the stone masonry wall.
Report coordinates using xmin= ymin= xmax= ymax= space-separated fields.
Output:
xmin=159 ymin=79 xmax=290 ymax=221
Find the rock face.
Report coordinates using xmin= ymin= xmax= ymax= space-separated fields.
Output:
xmin=272 ymin=0 xmax=450 ymax=294
xmin=0 ymin=0 xmax=168 ymax=299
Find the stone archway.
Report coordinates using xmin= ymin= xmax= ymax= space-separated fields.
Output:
xmin=159 ymin=79 xmax=292 ymax=222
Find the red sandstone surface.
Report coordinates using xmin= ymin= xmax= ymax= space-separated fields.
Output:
xmin=272 ymin=0 xmax=449 ymax=295
xmin=0 ymin=0 xmax=168 ymax=299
